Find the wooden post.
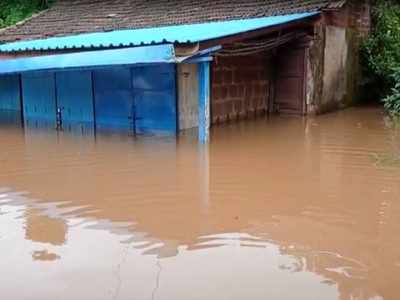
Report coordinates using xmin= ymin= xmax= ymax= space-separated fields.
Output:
xmin=198 ymin=61 xmax=210 ymax=143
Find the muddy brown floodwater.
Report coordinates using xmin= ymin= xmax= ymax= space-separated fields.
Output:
xmin=0 ymin=106 xmax=400 ymax=300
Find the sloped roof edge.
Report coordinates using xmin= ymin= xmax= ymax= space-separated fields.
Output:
xmin=0 ymin=0 xmax=346 ymax=43
xmin=0 ymin=12 xmax=319 ymax=53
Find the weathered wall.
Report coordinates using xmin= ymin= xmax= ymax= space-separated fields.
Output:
xmin=307 ymin=0 xmax=371 ymax=114
xmin=322 ymin=25 xmax=349 ymax=110
xmin=211 ymin=54 xmax=272 ymax=124
xmin=306 ymin=24 xmax=325 ymax=114
xmin=177 ymin=64 xmax=199 ymax=130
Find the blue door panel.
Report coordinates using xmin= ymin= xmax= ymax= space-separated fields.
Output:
xmin=0 ymin=75 xmax=21 ymax=111
xmin=94 ymin=68 xmax=131 ymax=90
xmin=135 ymin=91 xmax=176 ymax=133
xmin=56 ymin=71 xmax=94 ymax=125
xmin=0 ymin=110 xmax=22 ymax=126
xmin=93 ymin=67 xmax=133 ymax=130
xmin=133 ymin=65 xmax=176 ymax=134
xmin=133 ymin=65 xmax=176 ymax=91
xmin=21 ymin=72 xmax=56 ymax=125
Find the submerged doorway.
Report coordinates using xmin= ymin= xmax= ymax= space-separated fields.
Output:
xmin=16 ymin=65 xmax=177 ymax=135
xmin=93 ymin=65 xmax=177 ymax=135
xmin=274 ymin=48 xmax=306 ymax=115
xmin=210 ymin=43 xmax=308 ymax=124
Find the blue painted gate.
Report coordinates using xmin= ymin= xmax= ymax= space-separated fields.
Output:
xmin=21 ymin=72 xmax=57 ymax=126
xmin=56 ymin=71 xmax=94 ymax=127
xmin=94 ymin=65 xmax=177 ymax=134
xmin=132 ymin=64 xmax=177 ymax=134
xmin=16 ymin=64 xmax=177 ymax=135
xmin=93 ymin=67 xmax=134 ymax=131
xmin=0 ymin=75 xmax=21 ymax=111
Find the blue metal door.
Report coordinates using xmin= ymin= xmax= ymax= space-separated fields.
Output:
xmin=21 ymin=72 xmax=57 ymax=126
xmin=93 ymin=67 xmax=134 ymax=131
xmin=0 ymin=75 xmax=21 ymax=111
xmin=132 ymin=64 xmax=177 ymax=134
xmin=55 ymin=71 xmax=94 ymax=127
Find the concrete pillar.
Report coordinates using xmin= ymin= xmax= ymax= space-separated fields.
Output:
xmin=198 ymin=61 xmax=210 ymax=143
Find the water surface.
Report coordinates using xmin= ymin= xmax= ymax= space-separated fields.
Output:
xmin=1 ymin=107 xmax=399 ymax=300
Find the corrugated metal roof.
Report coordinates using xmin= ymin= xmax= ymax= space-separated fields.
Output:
xmin=0 ymin=12 xmax=318 ymax=53
xmin=0 ymin=45 xmax=176 ymax=75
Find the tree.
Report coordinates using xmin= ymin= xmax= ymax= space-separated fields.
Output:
xmin=0 ymin=0 xmax=53 ymax=29
xmin=362 ymin=0 xmax=400 ymax=115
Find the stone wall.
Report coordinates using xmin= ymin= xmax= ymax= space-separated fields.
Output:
xmin=211 ymin=54 xmax=272 ymax=124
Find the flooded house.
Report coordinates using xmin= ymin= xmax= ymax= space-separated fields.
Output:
xmin=3 ymin=2 xmax=400 ymax=300
xmin=0 ymin=0 xmax=370 ymax=141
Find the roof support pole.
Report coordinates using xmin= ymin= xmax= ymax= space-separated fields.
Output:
xmin=198 ymin=61 xmax=210 ymax=143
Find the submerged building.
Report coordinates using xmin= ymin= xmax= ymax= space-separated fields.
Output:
xmin=0 ymin=0 xmax=370 ymax=141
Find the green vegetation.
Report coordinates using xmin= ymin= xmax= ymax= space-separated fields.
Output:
xmin=362 ymin=1 xmax=400 ymax=116
xmin=383 ymin=69 xmax=400 ymax=114
xmin=0 ymin=0 xmax=53 ymax=29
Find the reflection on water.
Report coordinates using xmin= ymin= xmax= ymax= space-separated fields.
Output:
xmin=32 ymin=249 xmax=61 ymax=262
xmin=25 ymin=207 xmax=67 ymax=246
xmin=0 ymin=107 xmax=399 ymax=300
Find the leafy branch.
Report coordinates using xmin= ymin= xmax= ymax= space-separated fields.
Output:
xmin=0 ymin=0 xmax=53 ymax=29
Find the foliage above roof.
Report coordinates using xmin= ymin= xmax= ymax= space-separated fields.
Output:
xmin=0 ymin=0 xmax=346 ymax=43
xmin=0 ymin=0 xmax=53 ymax=29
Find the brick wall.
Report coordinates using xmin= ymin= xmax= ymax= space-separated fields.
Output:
xmin=351 ymin=0 xmax=371 ymax=36
xmin=323 ymin=0 xmax=371 ymax=36
xmin=211 ymin=53 xmax=271 ymax=124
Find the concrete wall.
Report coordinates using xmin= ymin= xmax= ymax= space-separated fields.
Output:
xmin=306 ymin=25 xmax=325 ymax=114
xmin=307 ymin=0 xmax=371 ymax=114
xmin=211 ymin=54 xmax=272 ymax=124
xmin=177 ymin=64 xmax=199 ymax=130
xmin=322 ymin=25 xmax=349 ymax=110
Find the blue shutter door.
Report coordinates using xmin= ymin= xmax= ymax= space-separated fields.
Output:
xmin=55 ymin=71 xmax=94 ymax=126
xmin=132 ymin=64 xmax=177 ymax=134
xmin=21 ymin=72 xmax=57 ymax=127
xmin=93 ymin=67 xmax=133 ymax=131
xmin=0 ymin=75 xmax=21 ymax=111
